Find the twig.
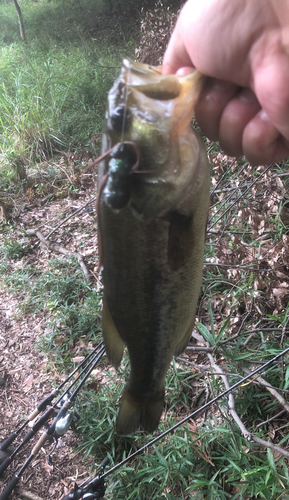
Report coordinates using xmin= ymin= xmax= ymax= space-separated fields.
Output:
xmin=274 ymin=422 xmax=289 ymax=433
xmin=245 ymin=379 xmax=289 ymax=394
xmin=206 ymin=352 xmax=289 ymax=458
xmin=208 ymin=163 xmax=273 ymax=232
xmin=241 ymin=366 xmax=289 ymax=413
xmin=205 ymin=370 xmax=238 ymax=445
xmin=207 ymin=352 xmax=251 ymax=439
xmin=204 ymin=262 xmax=289 ymax=273
xmin=220 ymin=319 xmax=262 ymax=347
xmin=234 ymin=309 xmax=252 ymax=339
xmin=185 ymin=346 xmax=214 ymax=352
xmin=255 ymin=409 xmax=286 ymax=430
xmin=188 ymin=419 xmax=215 ymax=466
xmin=26 ymin=230 xmax=90 ymax=282
xmin=55 ymin=163 xmax=74 ymax=185
xmin=210 ymin=157 xmax=238 ymax=196
xmin=250 ymin=435 xmax=289 ymax=458
xmin=280 ymin=317 xmax=289 ymax=348
xmin=174 ymin=356 xmax=209 ymax=373
xmin=20 ymin=491 xmax=44 ymax=500
xmin=46 ymin=196 xmax=97 ymax=239
xmin=89 ymin=269 xmax=103 ymax=286
xmin=243 ymin=328 xmax=285 ymax=334
xmin=208 ymin=163 xmax=251 ymax=222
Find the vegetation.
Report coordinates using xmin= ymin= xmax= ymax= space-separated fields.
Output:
xmin=1 ymin=1 xmax=289 ymax=499
xmin=0 ymin=0 xmax=139 ymax=188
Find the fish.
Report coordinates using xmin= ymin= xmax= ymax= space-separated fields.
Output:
xmin=98 ymin=59 xmax=210 ymax=435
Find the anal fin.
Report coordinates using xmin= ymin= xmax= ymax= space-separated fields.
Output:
xmin=102 ymin=297 xmax=124 ymax=369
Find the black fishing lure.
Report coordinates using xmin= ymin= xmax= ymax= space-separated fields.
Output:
xmin=103 ymin=143 xmax=138 ymax=210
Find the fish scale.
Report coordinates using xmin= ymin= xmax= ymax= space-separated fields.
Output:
xmin=98 ymin=59 xmax=210 ymax=435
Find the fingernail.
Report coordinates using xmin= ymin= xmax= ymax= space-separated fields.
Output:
xmin=176 ymin=66 xmax=195 ymax=77
xmin=259 ymin=109 xmax=270 ymax=122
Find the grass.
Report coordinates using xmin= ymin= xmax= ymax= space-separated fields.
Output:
xmin=0 ymin=252 xmax=102 ymax=362
xmin=2 ymin=171 xmax=289 ymax=499
xmin=0 ymin=0 xmax=138 ymax=186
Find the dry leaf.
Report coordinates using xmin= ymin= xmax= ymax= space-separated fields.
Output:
xmin=24 ymin=374 xmax=34 ymax=391
xmin=43 ymin=457 xmax=54 ymax=475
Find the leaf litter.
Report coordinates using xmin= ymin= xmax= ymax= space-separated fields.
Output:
xmin=2 ymin=148 xmax=289 ymax=498
xmin=1 ymin=15 xmax=289 ymax=495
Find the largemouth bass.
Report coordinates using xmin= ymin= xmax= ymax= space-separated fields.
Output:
xmin=98 ymin=59 xmax=210 ymax=435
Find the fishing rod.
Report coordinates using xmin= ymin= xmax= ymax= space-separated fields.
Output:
xmin=61 ymin=345 xmax=289 ymax=500
xmin=0 ymin=341 xmax=105 ymax=476
xmin=210 ymin=157 xmax=237 ymax=197
xmin=207 ymin=163 xmax=273 ymax=232
xmin=0 ymin=345 xmax=106 ymax=500
xmin=61 ymin=457 xmax=110 ymax=500
xmin=208 ymin=162 xmax=252 ymax=223
xmin=0 ymin=341 xmax=104 ymax=456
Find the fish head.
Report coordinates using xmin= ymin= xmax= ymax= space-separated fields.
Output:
xmin=104 ymin=58 xmax=205 ymax=174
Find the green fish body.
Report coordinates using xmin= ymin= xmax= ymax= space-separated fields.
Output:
xmin=98 ymin=59 xmax=210 ymax=435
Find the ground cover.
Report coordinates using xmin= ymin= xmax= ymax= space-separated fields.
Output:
xmin=0 ymin=0 xmax=138 ymax=189
xmin=1 ymin=1 xmax=289 ymax=499
xmin=2 ymin=150 xmax=289 ymax=500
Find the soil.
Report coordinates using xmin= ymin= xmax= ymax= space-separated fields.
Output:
xmin=1 ymin=155 xmax=289 ymax=500
xmin=0 ymin=173 xmax=100 ymax=500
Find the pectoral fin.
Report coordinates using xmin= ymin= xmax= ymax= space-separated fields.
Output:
xmin=168 ymin=211 xmax=194 ymax=271
xmin=102 ymin=297 xmax=125 ymax=369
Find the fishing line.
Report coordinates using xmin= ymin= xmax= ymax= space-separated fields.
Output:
xmin=100 ymin=344 xmax=289 ymax=480
xmin=0 ymin=346 xmax=106 ymax=500
xmin=120 ymin=66 xmax=130 ymax=146
xmin=210 ymin=157 xmax=237 ymax=196
xmin=0 ymin=342 xmax=105 ymax=476
xmin=208 ymin=162 xmax=251 ymax=223
xmin=207 ymin=163 xmax=273 ymax=233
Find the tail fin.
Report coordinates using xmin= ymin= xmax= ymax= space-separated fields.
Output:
xmin=116 ymin=387 xmax=164 ymax=435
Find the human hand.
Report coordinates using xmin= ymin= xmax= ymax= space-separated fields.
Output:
xmin=163 ymin=0 xmax=289 ymax=165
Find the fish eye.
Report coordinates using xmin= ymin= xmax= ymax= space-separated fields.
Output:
xmin=110 ymin=106 xmax=131 ymax=133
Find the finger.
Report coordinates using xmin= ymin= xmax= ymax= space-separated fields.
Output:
xmin=162 ymin=32 xmax=192 ymax=75
xmin=176 ymin=66 xmax=195 ymax=77
xmin=254 ymin=52 xmax=289 ymax=141
xmin=218 ymin=88 xmax=261 ymax=157
xmin=162 ymin=6 xmax=193 ymax=75
xmin=243 ymin=110 xmax=289 ymax=165
xmin=195 ymin=78 xmax=240 ymax=141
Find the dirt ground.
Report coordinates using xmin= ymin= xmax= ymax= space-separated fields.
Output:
xmin=2 ymin=155 xmax=289 ymax=499
xmin=0 ymin=174 xmax=101 ymax=500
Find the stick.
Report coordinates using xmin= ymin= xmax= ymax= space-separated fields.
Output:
xmin=207 ymin=353 xmax=289 ymax=458
xmin=46 ymin=196 xmax=97 ymax=239
xmin=255 ymin=410 xmax=286 ymax=430
xmin=26 ymin=230 xmax=90 ymax=282
xmin=241 ymin=366 xmax=289 ymax=413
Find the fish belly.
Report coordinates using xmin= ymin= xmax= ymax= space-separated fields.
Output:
xmin=100 ymin=186 xmax=207 ymax=434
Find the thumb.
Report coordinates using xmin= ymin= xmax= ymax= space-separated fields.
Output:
xmin=162 ymin=8 xmax=195 ymax=75
xmin=163 ymin=32 xmax=193 ymax=75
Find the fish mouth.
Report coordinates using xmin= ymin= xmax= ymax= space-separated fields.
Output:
xmin=132 ymin=81 xmax=181 ymax=100
xmin=123 ymin=58 xmax=182 ymax=100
